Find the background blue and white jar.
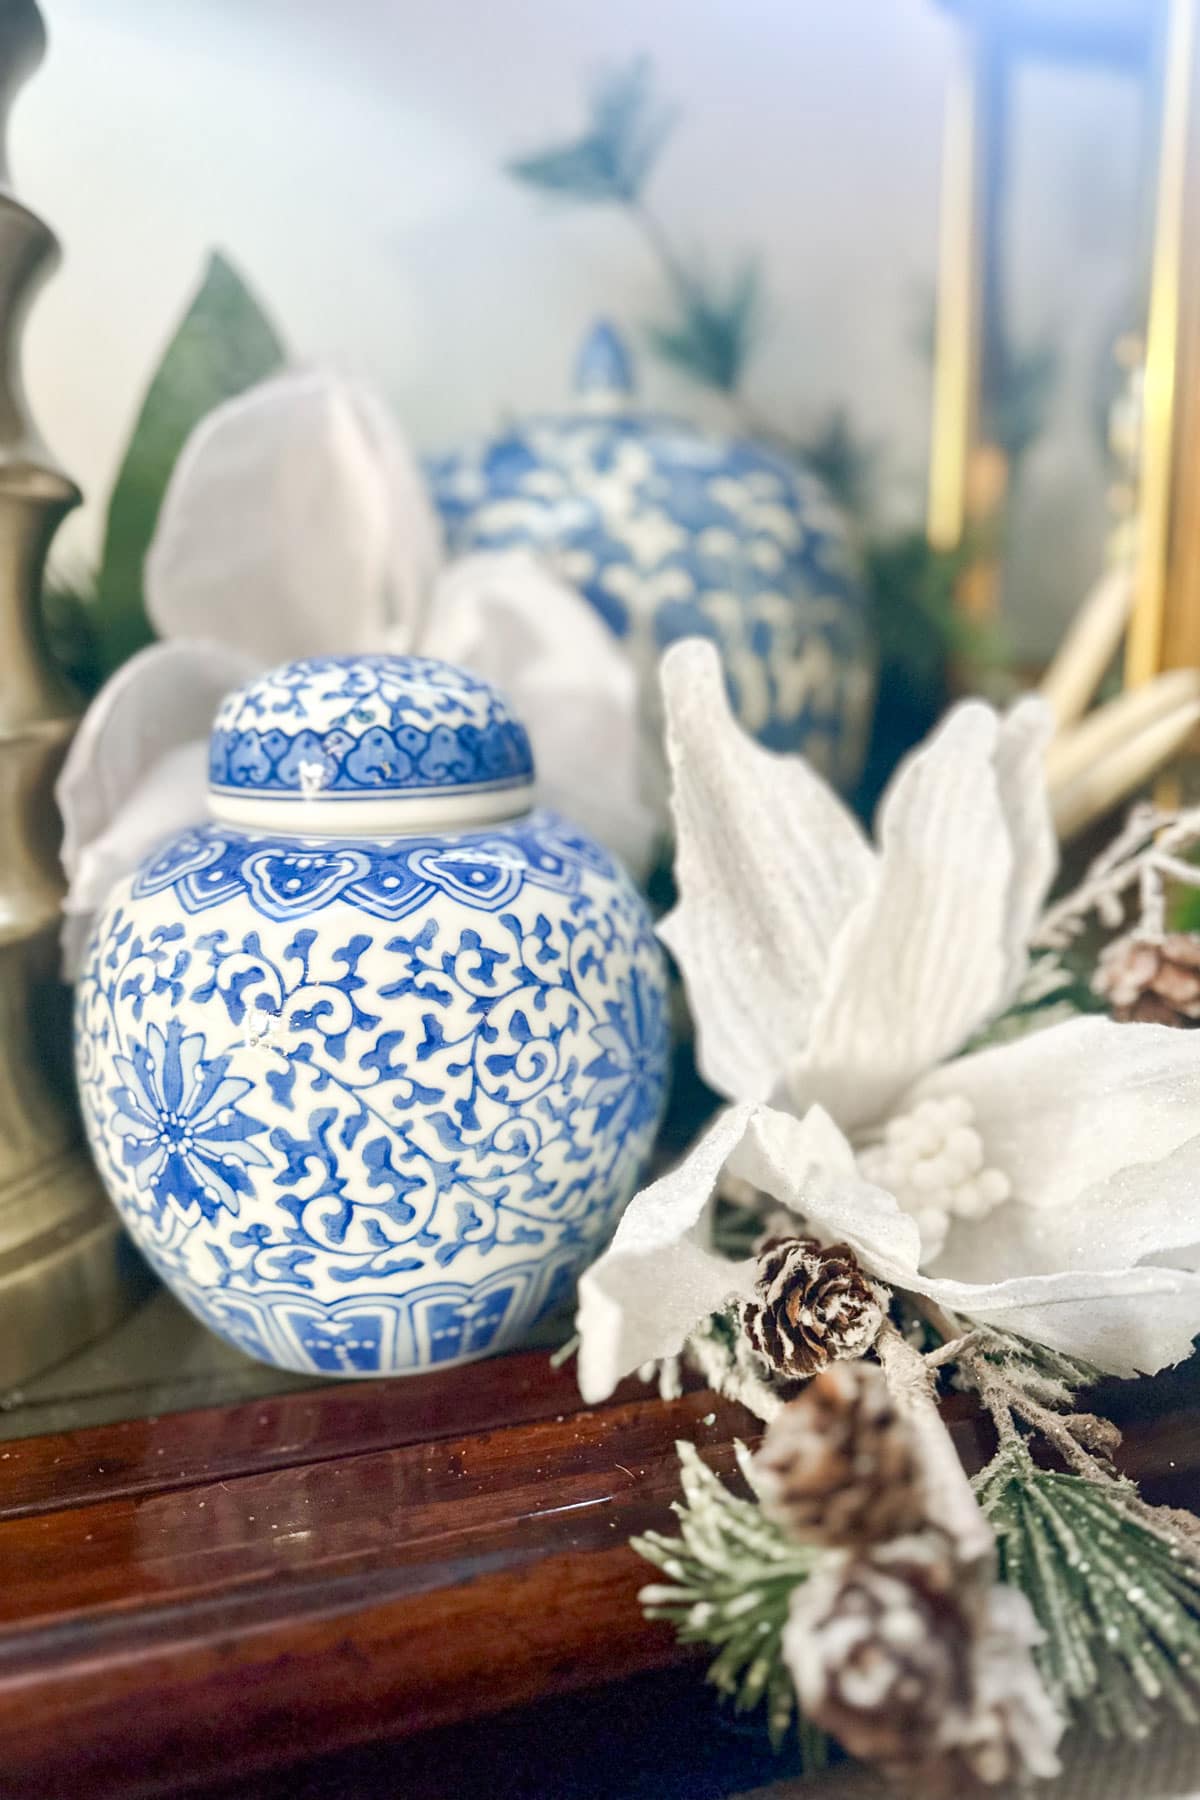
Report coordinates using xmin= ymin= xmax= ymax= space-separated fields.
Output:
xmin=429 ymin=323 xmax=876 ymax=814
xmin=75 ymin=654 xmax=669 ymax=1377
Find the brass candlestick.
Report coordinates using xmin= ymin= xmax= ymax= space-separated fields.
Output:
xmin=0 ymin=0 xmax=148 ymax=1386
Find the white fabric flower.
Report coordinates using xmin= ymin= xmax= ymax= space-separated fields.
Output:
xmin=58 ymin=369 xmax=655 ymax=975
xmin=576 ymin=639 xmax=1200 ymax=1396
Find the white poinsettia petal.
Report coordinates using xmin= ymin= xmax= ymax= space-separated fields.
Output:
xmin=907 ymin=1262 xmax=1200 ymax=1378
xmin=658 ymin=638 xmax=875 ymax=1105
xmin=576 ymin=1104 xmax=760 ymax=1404
xmin=418 ymin=550 xmax=656 ymax=877
xmin=792 ymin=701 xmax=1013 ymax=1131
xmin=730 ymin=1104 xmax=923 ymax=1277
xmin=915 ymin=1015 xmax=1200 ymax=1224
xmin=576 ymin=1101 xmax=922 ymax=1403
xmin=932 ymin=1129 xmax=1200 ymax=1289
xmin=993 ymin=695 xmax=1058 ymax=996
xmin=57 ymin=637 xmax=258 ymax=886
xmin=346 ymin=380 xmax=444 ymax=642
xmin=61 ymin=739 xmax=210 ymax=979
xmin=145 ymin=369 xmax=443 ymax=662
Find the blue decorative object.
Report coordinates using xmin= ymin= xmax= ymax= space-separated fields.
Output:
xmin=209 ymin=655 xmax=534 ymax=811
xmin=76 ymin=654 xmax=669 ymax=1377
xmin=428 ymin=322 xmax=875 ymax=796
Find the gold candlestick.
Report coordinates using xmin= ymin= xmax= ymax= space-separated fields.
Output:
xmin=0 ymin=0 xmax=148 ymax=1386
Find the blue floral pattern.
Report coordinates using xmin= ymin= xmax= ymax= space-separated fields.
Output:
xmin=427 ymin=326 xmax=875 ymax=791
xmin=109 ymin=1019 xmax=269 ymax=1223
xmin=76 ymin=808 xmax=668 ymax=1377
xmin=209 ymin=655 xmax=534 ymax=803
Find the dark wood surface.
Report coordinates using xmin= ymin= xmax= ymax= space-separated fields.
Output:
xmin=0 ymin=1344 xmax=1194 ymax=1800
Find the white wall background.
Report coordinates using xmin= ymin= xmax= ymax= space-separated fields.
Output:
xmin=11 ymin=0 xmax=1149 ymax=655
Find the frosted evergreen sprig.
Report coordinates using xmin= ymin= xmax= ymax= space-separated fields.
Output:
xmin=976 ymin=1437 xmax=1200 ymax=1740
xmin=924 ymin=1313 xmax=1120 ymax=1482
xmin=632 ymin=1441 xmax=828 ymax=1759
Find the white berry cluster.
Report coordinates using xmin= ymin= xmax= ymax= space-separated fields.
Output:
xmin=857 ymin=1094 xmax=1011 ymax=1265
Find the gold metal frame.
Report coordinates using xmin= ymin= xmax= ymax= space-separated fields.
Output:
xmin=1127 ymin=0 xmax=1200 ymax=685
xmin=928 ymin=0 xmax=1200 ymax=684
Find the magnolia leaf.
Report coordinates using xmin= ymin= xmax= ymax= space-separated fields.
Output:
xmin=507 ymin=56 xmax=676 ymax=205
xmin=93 ymin=251 xmax=286 ymax=676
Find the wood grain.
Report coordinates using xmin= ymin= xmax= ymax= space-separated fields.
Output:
xmin=0 ymin=1346 xmax=596 ymax=1521
xmin=0 ymin=1347 xmax=1192 ymax=1800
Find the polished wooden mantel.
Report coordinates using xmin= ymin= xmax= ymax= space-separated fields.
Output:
xmin=0 ymin=1338 xmax=1194 ymax=1800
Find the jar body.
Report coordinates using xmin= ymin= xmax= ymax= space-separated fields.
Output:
xmin=75 ymin=809 xmax=668 ymax=1376
xmin=429 ymin=415 xmax=876 ymax=798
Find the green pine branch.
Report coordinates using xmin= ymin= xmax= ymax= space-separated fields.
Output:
xmin=632 ymin=1442 xmax=828 ymax=1759
xmin=977 ymin=1438 xmax=1200 ymax=1740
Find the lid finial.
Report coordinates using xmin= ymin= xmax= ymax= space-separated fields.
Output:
xmin=573 ymin=320 xmax=636 ymax=409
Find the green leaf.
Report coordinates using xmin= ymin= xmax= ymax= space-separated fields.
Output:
xmin=646 ymin=255 xmax=763 ymax=393
xmin=507 ymin=56 xmax=676 ymax=205
xmin=92 ymin=250 xmax=286 ymax=677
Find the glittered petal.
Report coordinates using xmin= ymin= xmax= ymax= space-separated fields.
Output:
xmin=658 ymin=638 xmax=875 ymax=1104
xmin=790 ymin=702 xmax=1013 ymax=1131
xmin=907 ymin=1262 xmax=1200 ymax=1378
xmin=145 ymin=369 xmax=444 ymax=662
xmin=914 ymin=1016 xmax=1200 ymax=1222
xmin=932 ymin=1129 xmax=1200 ymax=1290
xmin=993 ymin=695 xmax=1058 ymax=997
xmin=575 ymin=1101 xmax=919 ymax=1404
xmin=418 ymin=550 xmax=655 ymax=877
xmin=576 ymin=1103 xmax=760 ymax=1404
xmin=730 ymin=1104 xmax=923 ymax=1277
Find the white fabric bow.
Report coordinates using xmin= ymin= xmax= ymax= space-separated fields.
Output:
xmin=58 ymin=370 xmax=655 ymax=975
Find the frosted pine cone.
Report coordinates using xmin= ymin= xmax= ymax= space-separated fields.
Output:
xmin=754 ymin=1361 xmax=926 ymax=1548
xmin=741 ymin=1236 xmax=886 ymax=1380
xmin=1094 ymin=931 xmax=1200 ymax=1026
xmin=783 ymin=1533 xmax=973 ymax=1781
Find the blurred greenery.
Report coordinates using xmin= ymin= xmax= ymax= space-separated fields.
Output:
xmin=90 ymin=250 xmax=285 ymax=679
xmin=853 ymin=526 xmax=1007 ymax=818
xmin=509 ymin=58 xmax=761 ymax=396
xmin=647 ymin=255 xmax=763 ymax=394
xmin=41 ymin=571 xmax=101 ymax=698
xmin=795 ymin=408 xmax=882 ymax=521
xmin=507 ymin=56 xmax=677 ymax=206
xmin=991 ymin=337 xmax=1061 ymax=466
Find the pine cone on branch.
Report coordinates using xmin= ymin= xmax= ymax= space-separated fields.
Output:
xmin=1094 ymin=931 xmax=1200 ymax=1026
xmin=784 ymin=1540 xmax=1060 ymax=1796
xmin=784 ymin=1533 xmax=973 ymax=1781
xmin=741 ymin=1235 xmax=886 ymax=1380
xmin=754 ymin=1360 xmax=926 ymax=1548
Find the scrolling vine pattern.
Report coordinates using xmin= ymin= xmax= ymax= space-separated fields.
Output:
xmin=75 ymin=812 xmax=667 ymax=1372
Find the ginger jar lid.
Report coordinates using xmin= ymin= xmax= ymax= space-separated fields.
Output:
xmin=208 ymin=654 xmax=535 ymax=834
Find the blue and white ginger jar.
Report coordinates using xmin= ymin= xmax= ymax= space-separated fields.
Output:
xmin=75 ymin=654 xmax=669 ymax=1377
xmin=428 ymin=322 xmax=875 ymax=805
